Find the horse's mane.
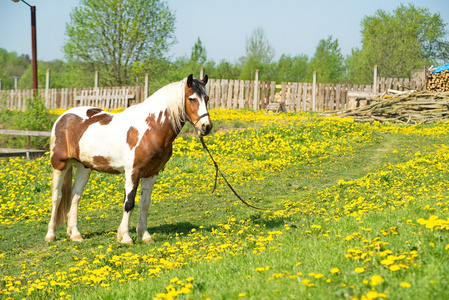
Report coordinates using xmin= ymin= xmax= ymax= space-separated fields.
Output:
xmin=142 ymin=77 xmax=206 ymax=132
xmin=158 ymin=78 xmax=187 ymax=132
xmin=132 ymin=78 xmax=187 ymax=132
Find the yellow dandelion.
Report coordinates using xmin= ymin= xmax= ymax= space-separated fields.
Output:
xmin=366 ymin=291 xmax=378 ymax=299
xmin=330 ymin=268 xmax=340 ymax=274
xmin=389 ymin=265 xmax=400 ymax=271
xmin=370 ymin=275 xmax=384 ymax=286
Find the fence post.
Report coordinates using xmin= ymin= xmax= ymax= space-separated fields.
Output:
xmin=45 ymin=69 xmax=50 ymax=107
xmin=13 ymin=76 xmax=20 ymax=90
xmin=253 ymin=69 xmax=259 ymax=110
xmin=144 ymin=73 xmax=149 ymax=100
xmin=0 ymin=78 xmax=2 ymax=91
xmin=94 ymin=71 xmax=99 ymax=88
xmin=312 ymin=71 xmax=317 ymax=111
xmin=200 ymin=67 xmax=204 ymax=79
xmin=373 ymin=65 xmax=378 ymax=93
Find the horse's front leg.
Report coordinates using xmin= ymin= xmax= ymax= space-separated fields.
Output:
xmin=117 ymin=171 xmax=139 ymax=244
xmin=137 ymin=176 xmax=157 ymax=243
xmin=67 ymin=162 xmax=91 ymax=241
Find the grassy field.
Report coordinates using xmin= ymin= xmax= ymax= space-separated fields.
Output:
xmin=1 ymin=109 xmax=449 ymax=299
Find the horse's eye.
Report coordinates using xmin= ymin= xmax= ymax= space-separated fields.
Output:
xmin=188 ymin=97 xmax=195 ymax=102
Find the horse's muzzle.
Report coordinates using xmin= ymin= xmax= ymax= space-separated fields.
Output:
xmin=193 ymin=113 xmax=212 ymax=136
xmin=199 ymin=122 xmax=213 ymax=136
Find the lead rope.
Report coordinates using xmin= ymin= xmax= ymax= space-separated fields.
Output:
xmin=199 ymin=137 xmax=273 ymax=211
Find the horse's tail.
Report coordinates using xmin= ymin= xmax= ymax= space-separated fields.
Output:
xmin=55 ymin=165 xmax=73 ymax=228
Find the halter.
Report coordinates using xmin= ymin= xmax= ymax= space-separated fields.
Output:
xmin=191 ymin=113 xmax=210 ymax=126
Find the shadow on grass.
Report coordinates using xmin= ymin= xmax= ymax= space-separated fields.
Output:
xmin=67 ymin=213 xmax=300 ymax=244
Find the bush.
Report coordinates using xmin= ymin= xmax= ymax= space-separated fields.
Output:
xmin=0 ymin=96 xmax=55 ymax=150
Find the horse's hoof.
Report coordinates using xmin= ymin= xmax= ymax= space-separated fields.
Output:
xmin=45 ymin=235 xmax=56 ymax=242
xmin=142 ymin=237 xmax=155 ymax=243
xmin=120 ymin=238 xmax=134 ymax=245
xmin=70 ymin=234 xmax=84 ymax=242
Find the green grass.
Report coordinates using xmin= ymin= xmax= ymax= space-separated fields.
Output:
xmin=1 ymin=111 xmax=449 ymax=299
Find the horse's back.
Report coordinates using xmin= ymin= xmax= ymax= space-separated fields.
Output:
xmin=50 ymin=107 xmax=116 ymax=171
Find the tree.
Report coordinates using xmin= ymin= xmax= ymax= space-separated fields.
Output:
xmin=159 ymin=37 xmax=212 ymax=86
xmin=0 ymin=49 xmax=30 ymax=89
xmin=274 ymin=54 xmax=309 ymax=83
xmin=214 ymin=59 xmax=242 ymax=79
xmin=349 ymin=4 xmax=449 ymax=83
xmin=183 ymin=37 xmax=209 ymax=76
xmin=308 ymin=36 xmax=344 ymax=83
xmin=190 ymin=37 xmax=207 ymax=66
xmin=63 ymin=0 xmax=176 ymax=86
xmin=240 ymin=27 xmax=275 ymax=80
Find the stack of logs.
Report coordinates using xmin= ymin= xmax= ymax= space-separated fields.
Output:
xmin=325 ymin=91 xmax=449 ymax=124
xmin=427 ymin=69 xmax=449 ymax=92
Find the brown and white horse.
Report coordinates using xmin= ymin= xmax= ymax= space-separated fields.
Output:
xmin=45 ymin=74 xmax=212 ymax=244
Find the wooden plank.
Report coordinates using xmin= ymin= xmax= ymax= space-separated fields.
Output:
xmin=232 ymin=80 xmax=239 ymax=109
xmin=238 ymin=80 xmax=244 ymax=108
xmin=393 ymin=78 xmax=399 ymax=90
xmin=287 ymin=82 xmax=293 ymax=111
xmin=0 ymin=149 xmax=47 ymax=159
xmin=228 ymin=80 xmax=234 ymax=109
xmin=280 ymin=82 xmax=287 ymax=103
xmin=302 ymin=83 xmax=308 ymax=111
xmin=347 ymin=91 xmax=381 ymax=98
xmin=221 ymin=79 xmax=228 ymax=109
xmin=259 ymin=81 xmax=266 ymax=109
xmin=318 ymin=83 xmax=325 ymax=111
xmin=290 ymin=82 xmax=297 ymax=111
xmin=212 ymin=79 xmax=218 ymax=108
xmin=402 ymin=78 xmax=409 ymax=90
xmin=336 ymin=84 xmax=341 ymax=110
xmin=210 ymin=79 xmax=217 ymax=108
xmin=386 ymin=78 xmax=393 ymax=92
xmin=244 ymin=81 xmax=250 ymax=108
xmin=324 ymin=84 xmax=330 ymax=110
xmin=214 ymin=79 xmax=220 ymax=109
xmin=342 ymin=84 xmax=348 ymax=109
xmin=269 ymin=81 xmax=275 ymax=107
xmin=0 ymin=129 xmax=51 ymax=137
xmin=296 ymin=83 xmax=302 ymax=111
xmin=379 ymin=77 xmax=385 ymax=93
xmin=329 ymin=84 xmax=335 ymax=110
xmin=249 ymin=81 xmax=255 ymax=109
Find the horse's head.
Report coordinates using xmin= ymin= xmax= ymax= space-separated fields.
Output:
xmin=184 ymin=74 xmax=212 ymax=136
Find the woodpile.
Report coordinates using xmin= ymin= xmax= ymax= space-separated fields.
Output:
xmin=323 ymin=90 xmax=449 ymax=124
xmin=427 ymin=69 xmax=449 ymax=92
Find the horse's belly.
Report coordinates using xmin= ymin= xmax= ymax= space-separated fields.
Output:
xmin=78 ymin=124 xmax=129 ymax=174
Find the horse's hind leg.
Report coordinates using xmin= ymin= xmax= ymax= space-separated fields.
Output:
xmin=45 ymin=166 xmax=70 ymax=242
xmin=67 ymin=161 xmax=91 ymax=242
xmin=137 ymin=175 xmax=157 ymax=243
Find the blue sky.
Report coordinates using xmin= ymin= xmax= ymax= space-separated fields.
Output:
xmin=0 ymin=0 xmax=448 ymax=63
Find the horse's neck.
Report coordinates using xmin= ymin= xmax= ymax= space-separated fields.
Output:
xmin=129 ymin=97 xmax=184 ymax=143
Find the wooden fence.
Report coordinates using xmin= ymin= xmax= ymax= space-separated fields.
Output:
xmin=206 ymin=79 xmax=276 ymax=110
xmin=0 ymin=86 xmax=145 ymax=111
xmin=0 ymin=129 xmax=50 ymax=159
xmin=376 ymin=77 xmax=425 ymax=93
xmin=0 ymin=76 xmax=425 ymax=112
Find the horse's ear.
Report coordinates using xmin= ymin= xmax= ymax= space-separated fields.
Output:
xmin=202 ymin=74 xmax=208 ymax=85
xmin=187 ymin=74 xmax=194 ymax=87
